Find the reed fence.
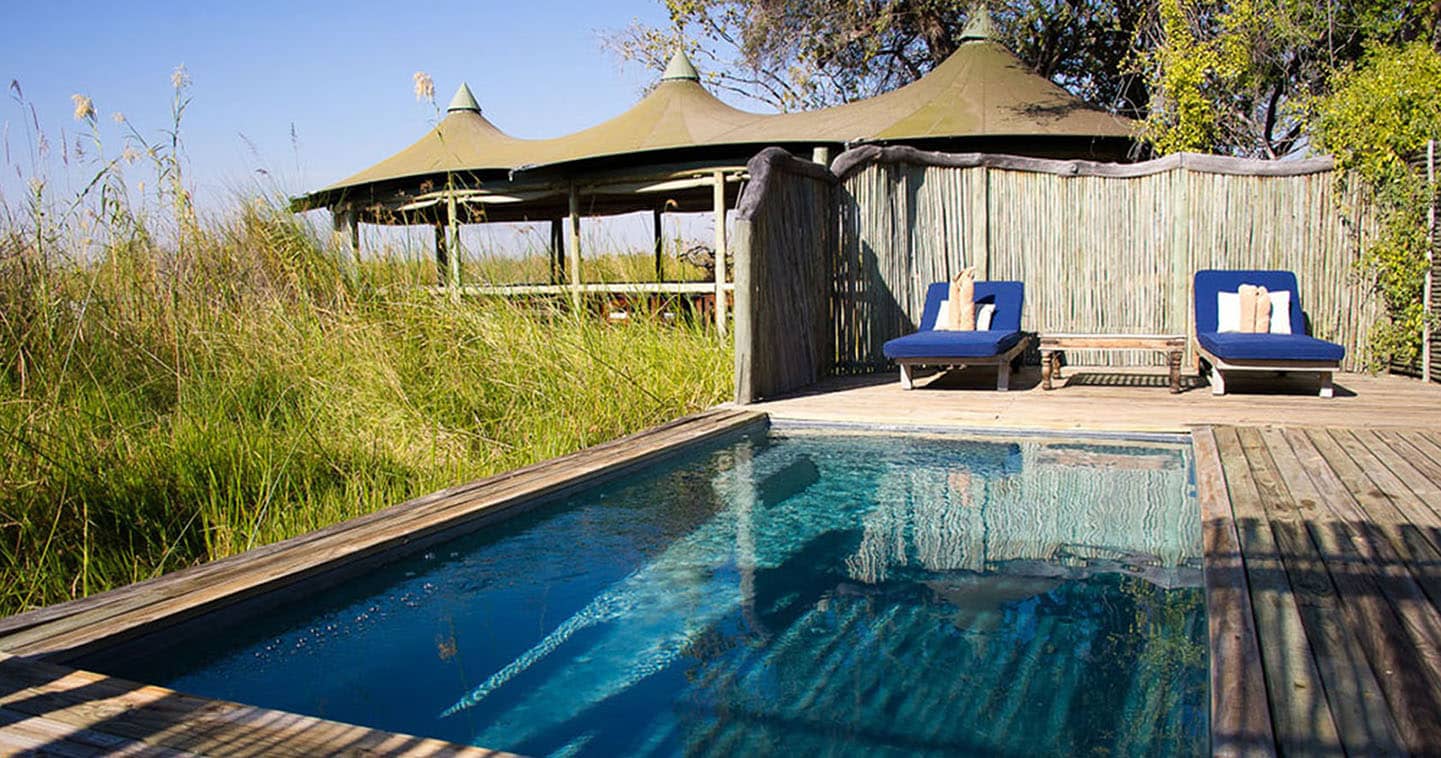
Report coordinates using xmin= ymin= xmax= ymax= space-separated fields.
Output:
xmin=732 ymin=148 xmax=836 ymax=403
xmin=733 ymin=144 xmax=1395 ymax=402
xmin=831 ymin=146 xmax=1379 ymax=372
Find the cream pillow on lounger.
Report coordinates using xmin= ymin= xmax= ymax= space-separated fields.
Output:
xmin=935 ymin=299 xmax=990 ymax=330
xmin=1219 ymin=287 xmax=1287 ymax=333
xmin=1217 ymin=291 xmax=1241 ymax=332
xmin=1268 ymin=290 xmax=1292 ymax=334
xmin=976 ymin=302 xmax=996 ymax=330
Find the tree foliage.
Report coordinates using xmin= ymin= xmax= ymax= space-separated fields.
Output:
xmin=604 ymin=1 xmax=1149 ymax=116
xmin=1307 ymin=41 xmax=1441 ymax=367
xmin=1136 ymin=0 xmax=1440 ymax=158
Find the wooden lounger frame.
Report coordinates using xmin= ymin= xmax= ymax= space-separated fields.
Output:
xmin=1197 ymin=346 xmax=1339 ymax=398
xmin=895 ymin=336 xmax=1032 ymax=392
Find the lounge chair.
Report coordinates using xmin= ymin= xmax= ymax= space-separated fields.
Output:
xmin=882 ymin=281 xmax=1029 ymax=391
xmin=1193 ymin=269 xmax=1344 ymax=398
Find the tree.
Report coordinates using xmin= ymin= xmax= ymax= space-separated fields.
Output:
xmin=1307 ymin=41 xmax=1441 ymax=367
xmin=604 ymin=1 xmax=1151 ymax=117
xmin=1135 ymin=0 xmax=1440 ymax=158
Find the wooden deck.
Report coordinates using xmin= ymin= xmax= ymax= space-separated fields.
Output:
xmin=5 ymin=370 xmax=1441 ymax=755
xmin=749 ymin=367 xmax=1441 ymax=433
xmin=1196 ymin=425 xmax=1441 ymax=756
xmin=0 ymin=652 xmax=509 ymax=757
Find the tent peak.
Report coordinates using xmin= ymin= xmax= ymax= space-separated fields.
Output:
xmin=447 ymin=83 xmax=481 ymax=113
xmin=661 ymin=49 xmax=700 ymax=81
xmin=959 ymin=6 xmax=997 ymax=42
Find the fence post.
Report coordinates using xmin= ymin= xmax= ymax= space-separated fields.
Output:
xmin=1426 ymin=139 xmax=1436 ymax=383
xmin=733 ymin=218 xmax=754 ymax=404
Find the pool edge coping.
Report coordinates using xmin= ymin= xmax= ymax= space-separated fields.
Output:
xmin=0 ymin=407 xmax=771 ymax=757
xmin=0 ymin=408 xmax=1274 ymax=757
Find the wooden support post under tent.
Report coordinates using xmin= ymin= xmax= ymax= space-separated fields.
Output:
xmin=446 ymin=188 xmax=461 ymax=290
xmin=332 ymin=207 xmax=360 ymax=281
xmin=432 ymin=224 xmax=447 ymax=287
xmin=653 ymin=207 xmax=664 ymax=283
xmin=567 ymin=185 xmax=582 ymax=311
xmin=712 ymin=170 xmax=728 ymax=337
xmin=550 ymin=219 xmax=564 ymax=285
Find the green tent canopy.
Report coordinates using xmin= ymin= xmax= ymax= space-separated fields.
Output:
xmin=293 ymin=9 xmax=1134 ymax=225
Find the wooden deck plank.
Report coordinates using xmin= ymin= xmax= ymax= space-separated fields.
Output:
xmin=0 ymin=705 xmax=176 ymax=757
xmin=1388 ymin=429 xmax=1441 ymax=487
xmin=1211 ymin=428 xmax=1338 ymax=754
xmin=1308 ymin=429 xmax=1441 ymax=641
xmin=1190 ymin=427 xmax=1277 ymax=757
xmin=0 ymin=409 xmax=767 ymax=659
xmin=0 ymin=653 xmax=509 ymax=756
xmin=1367 ymin=430 xmax=1441 ymax=522
xmin=1241 ymin=428 xmax=1404 ymax=754
xmin=1329 ymin=429 xmax=1441 ymax=584
xmin=1278 ymin=428 xmax=1441 ymax=753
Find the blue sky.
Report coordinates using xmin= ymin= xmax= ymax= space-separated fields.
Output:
xmin=3 ymin=0 xmax=686 ymax=212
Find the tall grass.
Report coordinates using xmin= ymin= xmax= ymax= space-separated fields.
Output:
xmin=0 ymin=82 xmax=731 ymax=617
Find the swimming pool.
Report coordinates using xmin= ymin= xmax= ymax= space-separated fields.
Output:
xmin=96 ymin=424 xmax=1207 ymax=756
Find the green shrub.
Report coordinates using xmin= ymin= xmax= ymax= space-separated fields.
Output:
xmin=1308 ymin=42 xmax=1441 ymax=368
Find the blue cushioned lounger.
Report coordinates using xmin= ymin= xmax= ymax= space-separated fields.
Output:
xmin=1193 ymin=270 xmax=1345 ymax=397
xmin=882 ymin=281 xmax=1029 ymax=391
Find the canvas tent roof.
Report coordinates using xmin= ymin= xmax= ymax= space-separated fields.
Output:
xmin=313 ymin=55 xmax=769 ymax=198
xmin=704 ymin=16 xmax=1130 ymax=147
xmin=295 ymin=10 xmax=1134 ymax=219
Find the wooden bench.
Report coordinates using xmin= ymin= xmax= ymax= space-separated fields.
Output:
xmin=1040 ymin=333 xmax=1186 ymax=393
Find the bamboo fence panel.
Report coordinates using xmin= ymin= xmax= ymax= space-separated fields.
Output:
xmin=832 ymin=148 xmax=1379 ymax=371
xmin=733 ymin=149 xmax=835 ymax=402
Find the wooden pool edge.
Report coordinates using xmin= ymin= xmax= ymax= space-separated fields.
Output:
xmin=1 ymin=412 xmax=1281 ymax=756
xmin=1192 ymin=427 xmax=1279 ymax=757
xmin=0 ymin=407 xmax=768 ymax=756
xmin=0 ymin=650 xmax=517 ymax=757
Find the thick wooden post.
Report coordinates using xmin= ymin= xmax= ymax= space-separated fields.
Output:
xmin=331 ymin=207 xmax=360 ymax=282
xmin=653 ymin=207 xmax=664 ymax=282
xmin=567 ymin=185 xmax=582 ymax=312
xmin=713 ymin=170 xmax=728 ymax=336
xmin=811 ymin=146 xmax=830 ymax=166
xmin=1425 ymin=139 xmax=1435 ymax=383
xmin=446 ymin=189 xmax=461 ymax=291
xmin=981 ymin=165 xmax=992 ymax=279
xmin=433 ymin=223 xmax=448 ymax=287
xmin=550 ymin=218 xmax=564 ymax=285
xmin=732 ymin=219 xmax=753 ymax=403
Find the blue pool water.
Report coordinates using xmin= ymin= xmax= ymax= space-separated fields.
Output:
xmin=98 ymin=426 xmax=1207 ymax=756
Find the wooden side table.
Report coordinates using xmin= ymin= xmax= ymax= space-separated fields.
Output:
xmin=1040 ymin=334 xmax=1186 ymax=393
